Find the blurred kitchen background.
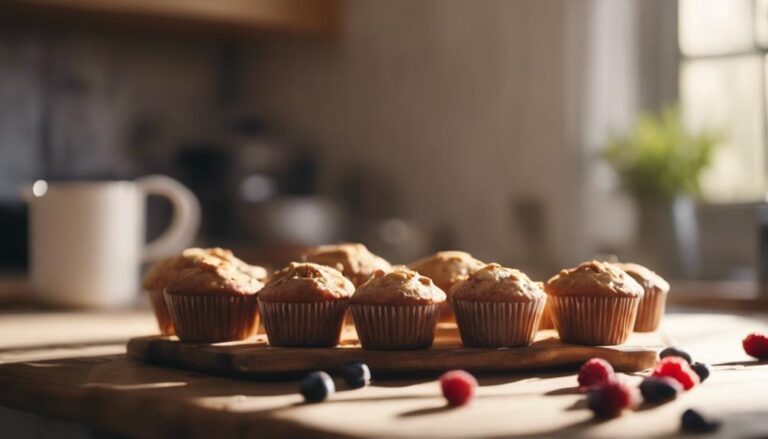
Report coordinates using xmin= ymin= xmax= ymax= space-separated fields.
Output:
xmin=1 ymin=0 xmax=768 ymax=303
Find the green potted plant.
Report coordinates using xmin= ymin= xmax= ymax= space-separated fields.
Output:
xmin=603 ymin=105 xmax=719 ymax=276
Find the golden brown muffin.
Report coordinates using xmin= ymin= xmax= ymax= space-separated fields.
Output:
xmin=408 ymin=251 xmax=485 ymax=293
xmin=163 ymin=252 xmax=265 ymax=343
xmin=451 ymin=263 xmax=545 ymax=302
xmin=351 ymin=268 xmax=446 ymax=306
xmin=450 ymin=264 xmax=546 ymax=347
xmin=258 ymin=262 xmax=354 ymax=347
xmin=614 ymin=262 xmax=669 ymax=293
xmin=545 ymin=260 xmax=644 ymax=298
xmin=142 ymin=248 xmax=266 ymax=335
xmin=303 ymin=243 xmax=392 ymax=287
xmin=544 ymin=260 xmax=644 ymax=346
xmin=260 ymin=262 xmax=354 ymax=302
xmin=407 ymin=251 xmax=484 ymax=322
xmin=143 ymin=247 xmax=267 ymax=291
xmin=350 ymin=268 xmax=445 ymax=350
xmin=165 ymin=259 xmax=264 ymax=297
xmin=614 ymin=262 xmax=670 ymax=332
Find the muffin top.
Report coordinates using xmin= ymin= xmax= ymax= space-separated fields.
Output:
xmin=614 ymin=262 xmax=670 ymax=294
xmin=258 ymin=262 xmax=355 ymax=303
xmin=164 ymin=250 xmax=265 ymax=297
xmin=451 ymin=263 xmax=546 ymax=303
xmin=407 ymin=251 xmax=485 ymax=293
xmin=545 ymin=260 xmax=644 ymax=298
xmin=143 ymin=247 xmax=268 ymax=291
xmin=302 ymin=242 xmax=392 ymax=287
xmin=351 ymin=267 xmax=446 ymax=306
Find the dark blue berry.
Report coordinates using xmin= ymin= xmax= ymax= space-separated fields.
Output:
xmin=341 ymin=361 xmax=371 ymax=389
xmin=691 ymin=362 xmax=711 ymax=382
xmin=300 ymin=371 xmax=335 ymax=403
xmin=681 ymin=409 xmax=721 ymax=433
xmin=660 ymin=347 xmax=693 ymax=364
xmin=639 ymin=376 xmax=681 ymax=403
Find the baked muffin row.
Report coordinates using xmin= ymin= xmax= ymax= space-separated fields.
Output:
xmin=142 ymin=243 xmax=670 ymax=348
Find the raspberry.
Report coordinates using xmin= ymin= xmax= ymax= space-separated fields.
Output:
xmin=578 ymin=358 xmax=615 ymax=391
xmin=651 ymin=356 xmax=700 ymax=390
xmin=587 ymin=380 xmax=639 ymax=418
xmin=743 ymin=333 xmax=768 ymax=360
xmin=439 ymin=370 xmax=477 ymax=406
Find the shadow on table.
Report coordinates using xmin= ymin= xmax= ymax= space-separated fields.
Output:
xmin=543 ymin=385 xmax=580 ymax=396
xmin=713 ymin=359 xmax=767 ymax=368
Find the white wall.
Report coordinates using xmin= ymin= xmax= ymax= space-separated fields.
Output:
xmin=239 ymin=0 xmax=677 ymax=271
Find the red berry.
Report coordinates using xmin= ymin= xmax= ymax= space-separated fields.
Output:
xmin=439 ymin=370 xmax=477 ymax=406
xmin=651 ymin=356 xmax=700 ymax=390
xmin=578 ymin=358 xmax=615 ymax=391
xmin=743 ymin=333 xmax=768 ymax=360
xmin=587 ymin=380 xmax=639 ymax=418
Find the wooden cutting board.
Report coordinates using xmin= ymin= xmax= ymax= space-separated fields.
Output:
xmin=127 ymin=324 xmax=666 ymax=376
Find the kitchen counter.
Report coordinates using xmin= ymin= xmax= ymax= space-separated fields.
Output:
xmin=0 ymin=309 xmax=766 ymax=438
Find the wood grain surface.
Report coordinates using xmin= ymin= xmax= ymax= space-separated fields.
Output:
xmin=127 ymin=324 xmax=665 ymax=377
xmin=0 ymin=311 xmax=767 ymax=438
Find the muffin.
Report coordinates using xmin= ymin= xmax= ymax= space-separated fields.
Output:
xmin=407 ymin=251 xmax=485 ymax=322
xmin=545 ymin=260 xmax=644 ymax=345
xmin=350 ymin=267 xmax=446 ymax=350
xmin=303 ymin=243 xmax=392 ymax=287
xmin=450 ymin=264 xmax=546 ymax=347
xmin=258 ymin=262 xmax=354 ymax=347
xmin=614 ymin=262 xmax=670 ymax=332
xmin=163 ymin=255 xmax=264 ymax=343
xmin=142 ymin=248 xmax=267 ymax=335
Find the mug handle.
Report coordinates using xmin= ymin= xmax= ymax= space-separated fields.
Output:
xmin=136 ymin=175 xmax=201 ymax=262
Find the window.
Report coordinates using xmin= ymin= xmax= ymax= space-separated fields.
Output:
xmin=679 ymin=0 xmax=768 ymax=202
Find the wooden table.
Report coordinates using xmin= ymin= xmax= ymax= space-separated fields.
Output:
xmin=0 ymin=309 xmax=766 ymax=438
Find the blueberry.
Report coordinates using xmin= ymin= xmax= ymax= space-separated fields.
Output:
xmin=660 ymin=347 xmax=693 ymax=364
xmin=681 ymin=409 xmax=721 ymax=433
xmin=691 ymin=362 xmax=711 ymax=383
xmin=639 ymin=376 xmax=681 ymax=403
xmin=300 ymin=371 xmax=335 ymax=403
xmin=341 ymin=361 xmax=371 ymax=389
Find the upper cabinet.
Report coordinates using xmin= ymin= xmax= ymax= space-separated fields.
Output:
xmin=1 ymin=0 xmax=341 ymax=36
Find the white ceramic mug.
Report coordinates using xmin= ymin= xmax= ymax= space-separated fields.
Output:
xmin=22 ymin=176 xmax=201 ymax=309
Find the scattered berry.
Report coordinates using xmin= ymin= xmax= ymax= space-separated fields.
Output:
xmin=300 ymin=371 xmax=335 ymax=403
xmin=341 ymin=361 xmax=371 ymax=389
xmin=742 ymin=333 xmax=768 ymax=360
xmin=639 ymin=376 xmax=682 ymax=403
xmin=652 ymin=356 xmax=700 ymax=390
xmin=681 ymin=409 xmax=721 ymax=433
xmin=439 ymin=370 xmax=477 ymax=406
xmin=690 ymin=362 xmax=711 ymax=383
xmin=577 ymin=358 xmax=615 ymax=391
xmin=659 ymin=347 xmax=693 ymax=364
xmin=587 ymin=380 xmax=639 ymax=418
